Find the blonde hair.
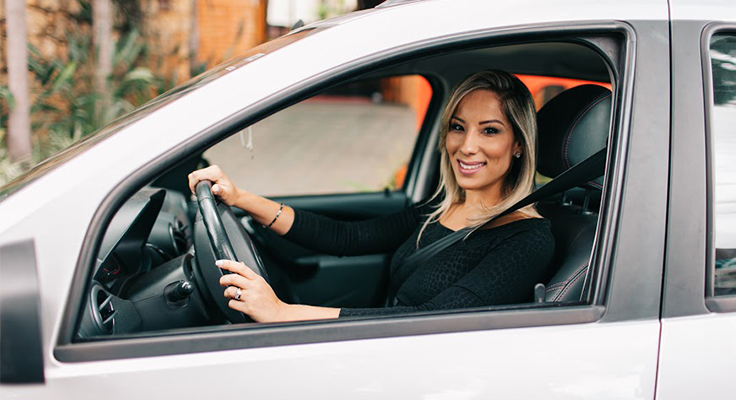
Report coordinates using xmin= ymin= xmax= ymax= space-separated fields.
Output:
xmin=418 ymin=70 xmax=540 ymax=244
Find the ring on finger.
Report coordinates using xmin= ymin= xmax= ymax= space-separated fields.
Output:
xmin=234 ymin=287 xmax=242 ymax=301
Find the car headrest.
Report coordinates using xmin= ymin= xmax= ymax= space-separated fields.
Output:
xmin=537 ymin=85 xmax=611 ymax=188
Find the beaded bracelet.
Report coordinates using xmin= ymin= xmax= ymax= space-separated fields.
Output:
xmin=264 ymin=203 xmax=283 ymax=229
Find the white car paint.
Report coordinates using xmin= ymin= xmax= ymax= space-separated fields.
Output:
xmin=36 ymin=321 xmax=658 ymax=399
xmin=657 ymin=314 xmax=736 ymax=400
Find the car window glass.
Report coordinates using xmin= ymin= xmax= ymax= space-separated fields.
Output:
xmin=709 ymin=33 xmax=736 ymax=295
xmin=203 ymin=75 xmax=431 ymax=196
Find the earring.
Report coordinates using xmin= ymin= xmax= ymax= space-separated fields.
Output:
xmin=514 ymin=152 xmax=522 ymax=158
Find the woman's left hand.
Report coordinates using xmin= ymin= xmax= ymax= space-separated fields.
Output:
xmin=217 ymin=259 xmax=287 ymax=323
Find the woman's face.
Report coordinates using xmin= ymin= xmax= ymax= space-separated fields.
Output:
xmin=445 ymin=89 xmax=521 ymax=199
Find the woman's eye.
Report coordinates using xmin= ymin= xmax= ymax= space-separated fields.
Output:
xmin=450 ymin=123 xmax=464 ymax=131
xmin=482 ymin=127 xmax=500 ymax=135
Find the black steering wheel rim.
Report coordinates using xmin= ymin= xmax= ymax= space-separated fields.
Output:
xmin=195 ymin=181 xmax=238 ymax=261
xmin=192 ymin=180 xmax=268 ymax=323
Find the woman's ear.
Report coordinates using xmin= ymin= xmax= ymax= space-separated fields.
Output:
xmin=513 ymin=141 xmax=523 ymax=157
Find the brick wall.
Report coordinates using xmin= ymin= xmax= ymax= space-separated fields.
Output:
xmin=196 ymin=0 xmax=266 ymax=67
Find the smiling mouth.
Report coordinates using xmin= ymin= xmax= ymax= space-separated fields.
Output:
xmin=457 ymin=160 xmax=486 ymax=174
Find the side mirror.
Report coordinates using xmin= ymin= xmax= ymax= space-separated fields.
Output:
xmin=0 ymin=240 xmax=45 ymax=384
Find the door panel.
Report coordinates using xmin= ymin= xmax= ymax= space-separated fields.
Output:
xmin=38 ymin=321 xmax=660 ymax=399
xmin=658 ymin=315 xmax=736 ymax=400
xmin=658 ymin=12 xmax=736 ymax=399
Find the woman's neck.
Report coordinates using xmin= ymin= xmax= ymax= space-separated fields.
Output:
xmin=439 ymin=189 xmax=499 ymax=230
xmin=463 ymin=186 xmax=503 ymax=210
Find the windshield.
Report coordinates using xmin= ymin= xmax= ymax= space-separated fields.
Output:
xmin=0 ymin=29 xmax=321 ymax=202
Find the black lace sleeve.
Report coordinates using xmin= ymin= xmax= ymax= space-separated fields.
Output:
xmin=283 ymin=200 xmax=435 ymax=257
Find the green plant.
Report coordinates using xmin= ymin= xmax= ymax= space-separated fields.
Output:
xmin=0 ymin=28 xmax=173 ymax=187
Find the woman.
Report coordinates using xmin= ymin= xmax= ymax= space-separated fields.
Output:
xmin=188 ymin=70 xmax=554 ymax=322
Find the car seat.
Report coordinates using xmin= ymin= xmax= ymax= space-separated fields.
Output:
xmin=534 ymin=84 xmax=612 ymax=302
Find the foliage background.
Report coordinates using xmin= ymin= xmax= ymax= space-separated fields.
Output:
xmin=0 ymin=0 xmax=269 ymax=186
xmin=0 ymin=0 xmax=380 ymax=187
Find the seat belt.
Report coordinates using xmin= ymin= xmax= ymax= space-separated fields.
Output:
xmin=387 ymin=147 xmax=607 ymax=304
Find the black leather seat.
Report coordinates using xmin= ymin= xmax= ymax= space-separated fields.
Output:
xmin=534 ymin=85 xmax=611 ymax=302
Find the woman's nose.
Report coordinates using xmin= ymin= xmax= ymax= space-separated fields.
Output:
xmin=460 ymin=130 xmax=479 ymax=154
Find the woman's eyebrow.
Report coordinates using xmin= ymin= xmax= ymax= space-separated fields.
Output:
xmin=479 ymin=119 xmax=506 ymax=126
xmin=451 ymin=116 xmax=506 ymax=127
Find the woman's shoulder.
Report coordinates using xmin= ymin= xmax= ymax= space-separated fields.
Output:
xmin=482 ymin=210 xmax=550 ymax=231
xmin=479 ymin=215 xmax=554 ymax=248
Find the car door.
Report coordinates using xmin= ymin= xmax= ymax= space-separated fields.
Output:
xmin=655 ymin=2 xmax=736 ymax=399
xmin=2 ymin=1 xmax=670 ymax=399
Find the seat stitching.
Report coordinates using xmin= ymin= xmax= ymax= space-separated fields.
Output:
xmin=550 ymin=262 xmax=588 ymax=301
xmin=545 ymin=282 xmax=565 ymax=292
xmin=563 ymin=93 xmax=610 ymax=168
xmin=562 ymin=93 xmax=611 ymax=170
xmin=551 ymin=262 xmax=588 ymax=301
xmin=555 ymin=263 xmax=589 ymax=301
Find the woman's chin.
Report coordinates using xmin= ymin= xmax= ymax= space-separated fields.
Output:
xmin=454 ymin=175 xmax=503 ymax=195
xmin=455 ymin=179 xmax=485 ymax=192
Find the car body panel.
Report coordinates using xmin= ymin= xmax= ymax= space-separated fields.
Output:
xmin=670 ymin=0 xmax=736 ymax=21
xmin=655 ymin=7 xmax=736 ymax=399
xmin=657 ymin=315 xmax=736 ymax=400
xmin=32 ymin=322 xmax=657 ymax=399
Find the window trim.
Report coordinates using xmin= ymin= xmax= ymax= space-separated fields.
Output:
xmin=703 ymin=23 xmax=736 ymax=312
xmin=55 ymin=22 xmax=634 ymax=363
xmin=56 ymin=304 xmax=604 ymax=362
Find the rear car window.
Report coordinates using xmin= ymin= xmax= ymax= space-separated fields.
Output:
xmin=709 ymin=33 xmax=736 ymax=295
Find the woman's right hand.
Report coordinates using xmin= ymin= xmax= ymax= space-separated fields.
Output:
xmin=189 ymin=165 xmax=294 ymax=235
xmin=188 ymin=165 xmax=242 ymax=207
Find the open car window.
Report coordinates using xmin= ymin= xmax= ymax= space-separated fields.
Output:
xmin=68 ymin=33 xmax=622 ymax=360
xmin=204 ymin=75 xmax=432 ymax=196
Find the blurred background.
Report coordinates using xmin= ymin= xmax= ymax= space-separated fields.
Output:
xmin=0 ymin=0 xmax=385 ymax=186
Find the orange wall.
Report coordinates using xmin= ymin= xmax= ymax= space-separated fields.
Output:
xmin=516 ymin=74 xmax=612 ymax=110
xmin=196 ymin=0 xmax=267 ymax=67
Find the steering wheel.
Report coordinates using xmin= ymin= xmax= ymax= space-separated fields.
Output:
xmin=191 ymin=180 xmax=269 ymax=323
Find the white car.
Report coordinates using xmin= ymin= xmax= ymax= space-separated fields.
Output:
xmin=1 ymin=0 xmax=735 ymax=398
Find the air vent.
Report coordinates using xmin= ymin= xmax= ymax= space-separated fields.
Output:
xmin=90 ymin=285 xmax=116 ymax=335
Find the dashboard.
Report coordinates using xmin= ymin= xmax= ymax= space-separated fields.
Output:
xmin=77 ymin=187 xmax=212 ymax=339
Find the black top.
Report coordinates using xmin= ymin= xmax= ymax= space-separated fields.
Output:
xmin=283 ymin=200 xmax=554 ymax=317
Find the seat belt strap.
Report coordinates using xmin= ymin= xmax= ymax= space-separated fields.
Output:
xmin=387 ymin=147 xmax=607 ymax=304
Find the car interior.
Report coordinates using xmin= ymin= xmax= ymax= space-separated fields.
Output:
xmin=75 ymin=37 xmax=616 ymax=339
